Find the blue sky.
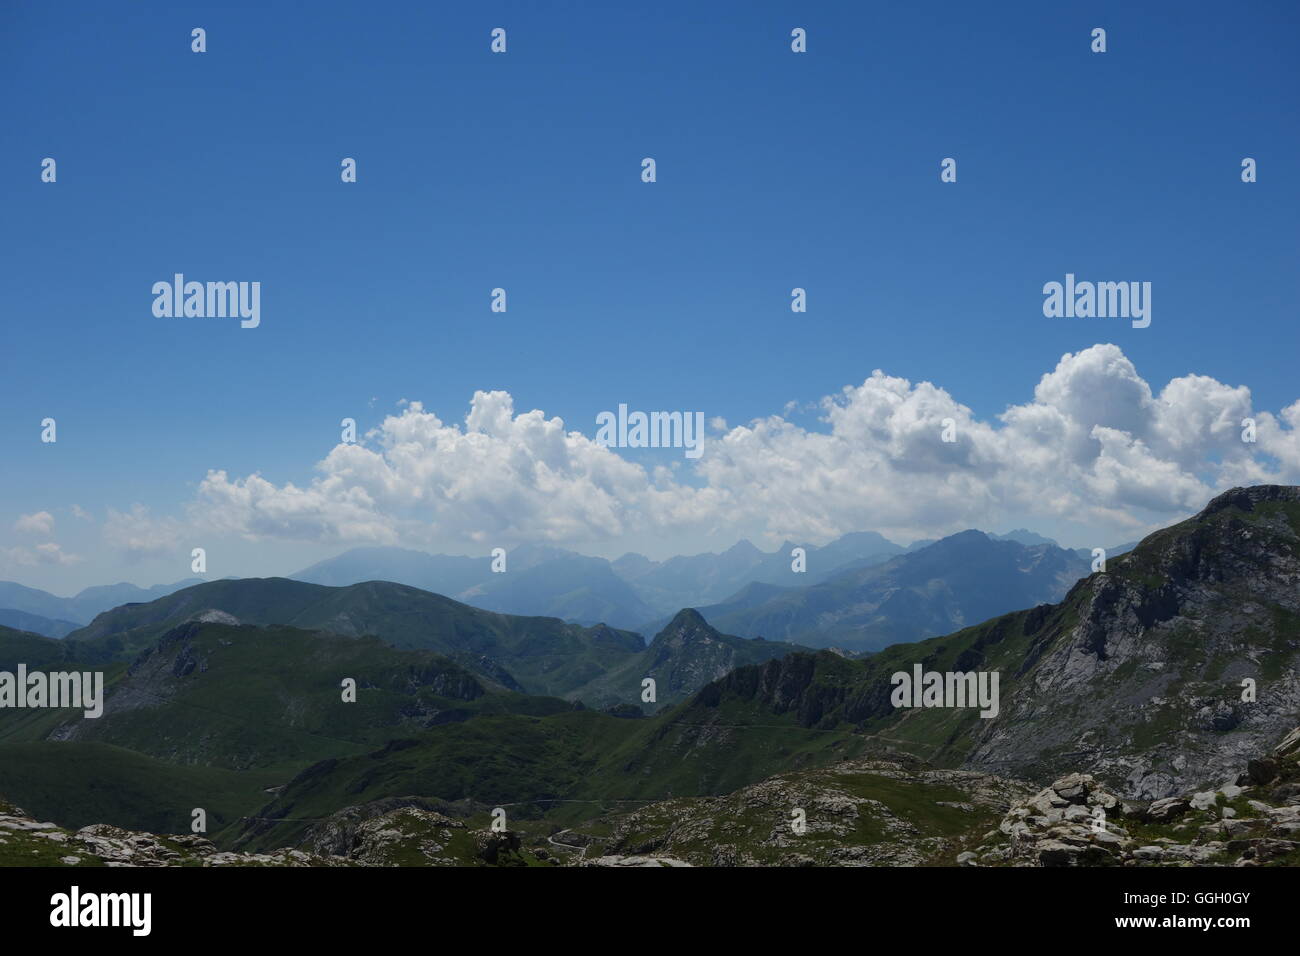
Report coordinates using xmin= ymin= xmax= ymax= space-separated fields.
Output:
xmin=3 ymin=0 xmax=1298 ymax=593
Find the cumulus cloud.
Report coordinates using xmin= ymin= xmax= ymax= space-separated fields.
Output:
xmin=184 ymin=345 xmax=1299 ymax=552
xmin=192 ymin=392 xmax=705 ymax=547
xmin=13 ymin=511 xmax=55 ymax=536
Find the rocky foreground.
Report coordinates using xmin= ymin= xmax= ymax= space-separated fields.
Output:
xmin=0 ymin=801 xmax=545 ymax=867
xmin=544 ymin=724 xmax=1300 ymax=867
xmin=574 ymin=757 xmax=1033 ymax=866
xmin=5 ymin=725 xmax=1298 ymax=867
xmin=966 ymin=726 xmax=1300 ymax=867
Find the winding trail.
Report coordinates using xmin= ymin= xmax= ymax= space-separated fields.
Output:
xmin=547 ymin=829 xmax=588 ymax=861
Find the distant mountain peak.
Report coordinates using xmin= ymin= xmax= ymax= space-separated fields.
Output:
xmin=663 ymin=607 xmax=709 ymax=631
xmin=991 ymin=528 xmax=1060 ymax=548
xmin=836 ymin=530 xmax=893 ymax=544
xmin=929 ymin=529 xmax=992 ymax=548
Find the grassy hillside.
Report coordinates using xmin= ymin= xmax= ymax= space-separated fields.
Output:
xmin=65 ymin=577 xmax=646 ymax=697
xmin=0 ymin=741 xmax=282 ymax=835
xmin=237 ymin=688 xmax=874 ymax=851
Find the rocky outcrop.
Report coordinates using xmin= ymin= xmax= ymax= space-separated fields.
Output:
xmin=0 ymin=802 xmax=340 ymax=867
xmin=0 ymin=799 xmax=540 ymax=867
xmin=961 ymin=485 xmax=1300 ymax=797
xmin=964 ymin=723 xmax=1300 ymax=867
xmin=582 ymin=753 xmax=1036 ymax=867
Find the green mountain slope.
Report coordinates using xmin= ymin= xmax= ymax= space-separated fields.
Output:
xmin=65 ymin=577 xmax=645 ymax=698
xmin=0 ymin=618 xmax=585 ymax=835
xmin=48 ymin=621 xmax=507 ymax=770
xmin=233 ymin=709 xmax=649 ymax=850
xmin=0 ymin=741 xmax=283 ymax=836
xmin=236 ymin=676 xmax=874 ymax=852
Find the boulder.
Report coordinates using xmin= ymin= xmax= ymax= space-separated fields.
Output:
xmin=1148 ymin=797 xmax=1190 ymax=822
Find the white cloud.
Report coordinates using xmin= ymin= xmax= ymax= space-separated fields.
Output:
xmin=178 ymin=345 xmax=1299 ymax=553
xmin=3 ymin=542 xmax=82 ymax=567
xmin=103 ymin=504 xmax=185 ymax=561
xmin=192 ymin=392 xmax=700 ymax=547
xmin=13 ymin=511 xmax=55 ymax=536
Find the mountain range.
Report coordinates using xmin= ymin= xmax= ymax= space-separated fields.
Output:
xmin=235 ymin=528 xmax=1102 ymax=651
xmin=675 ymin=530 xmax=1091 ymax=652
xmin=1 ymin=485 xmax=1296 ymax=867
xmin=290 ymin=532 xmax=908 ymax=631
xmin=2 ymin=526 xmax=1116 ymax=643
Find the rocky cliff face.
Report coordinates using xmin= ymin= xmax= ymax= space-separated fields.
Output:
xmin=672 ymin=486 xmax=1300 ymax=801
xmin=963 ymin=485 xmax=1300 ymax=797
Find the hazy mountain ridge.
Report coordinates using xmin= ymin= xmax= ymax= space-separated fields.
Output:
xmin=0 ymin=608 xmax=79 ymax=638
xmin=289 ymin=533 xmax=907 ymax=631
xmin=6 ymin=524 xmax=1093 ymax=643
xmin=0 ymin=578 xmax=202 ymax=627
xmin=614 ymin=532 xmax=906 ymax=617
xmin=693 ymin=530 xmax=1090 ymax=652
